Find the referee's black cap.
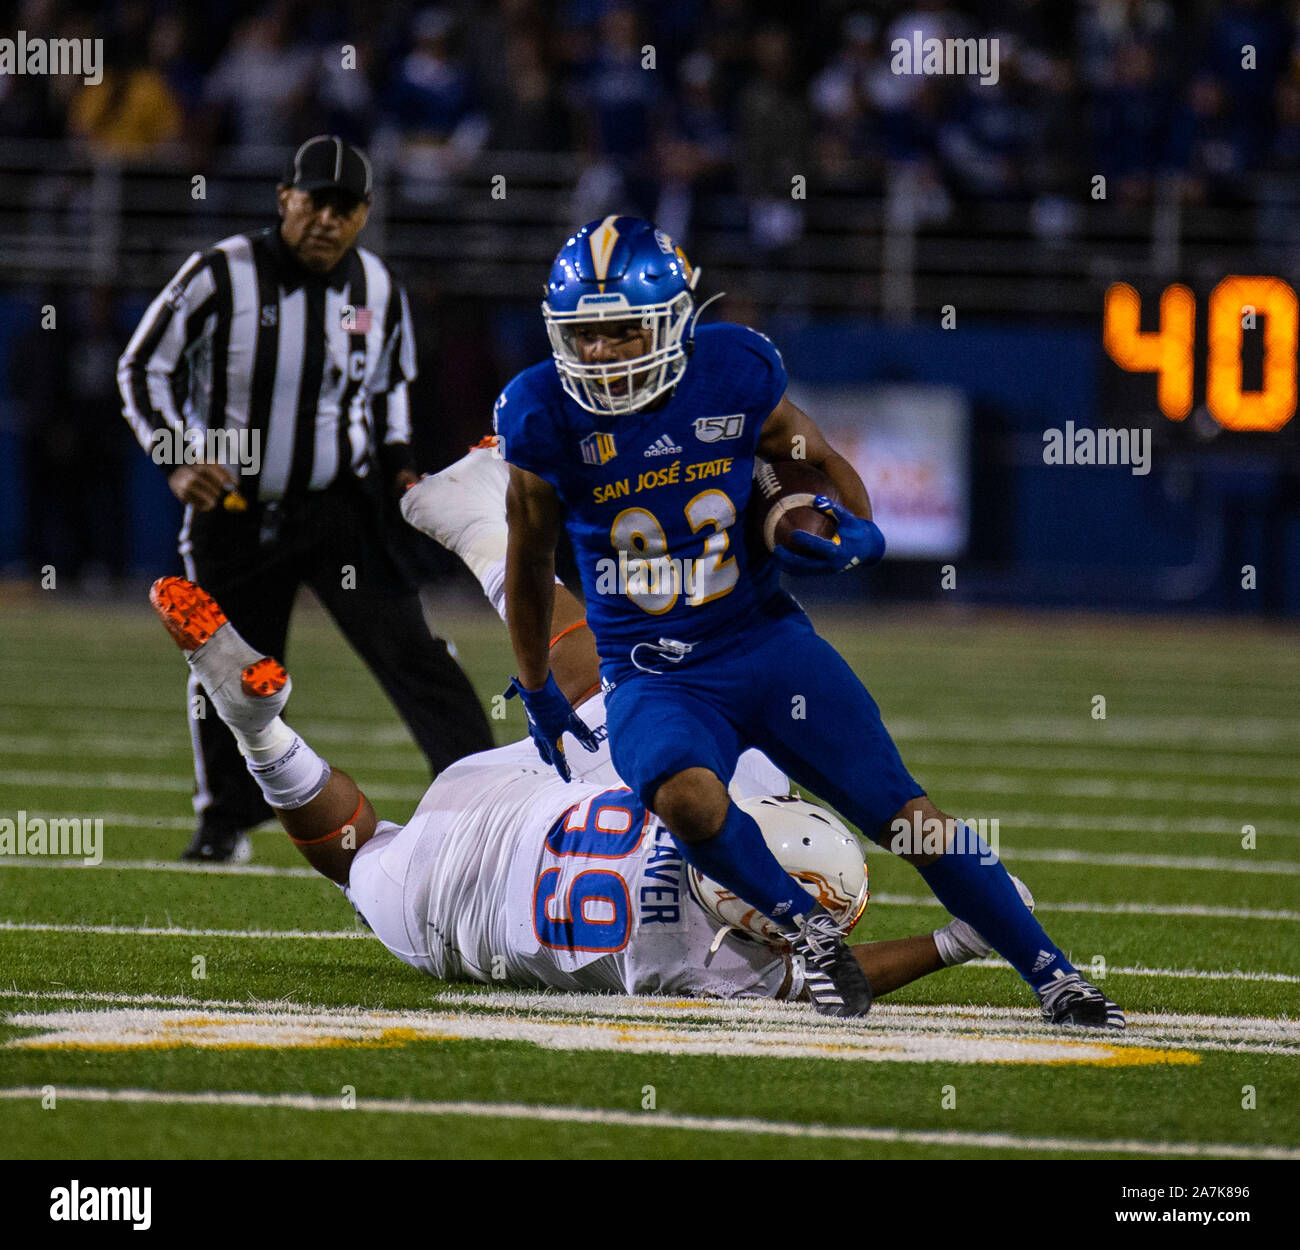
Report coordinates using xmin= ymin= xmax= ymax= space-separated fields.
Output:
xmin=284 ymin=135 xmax=373 ymax=202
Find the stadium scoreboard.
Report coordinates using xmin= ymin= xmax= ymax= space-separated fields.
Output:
xmin=1102 ymin=276 xmax=1299 ymax=440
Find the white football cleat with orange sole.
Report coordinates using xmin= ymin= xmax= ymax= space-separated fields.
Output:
xmin=150 ymin=577 xmax=291 ymax=735
xmin=399 ymin=436 xmax=510 ymax=581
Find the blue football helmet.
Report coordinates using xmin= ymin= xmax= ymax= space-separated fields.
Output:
xmin=542 ymin=215 xmax=700 ymax=415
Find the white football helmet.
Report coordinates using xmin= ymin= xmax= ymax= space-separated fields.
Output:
xmin=686 ymin=795 xmax=869 ymax=946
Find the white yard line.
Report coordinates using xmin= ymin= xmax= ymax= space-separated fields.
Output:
xmin=9 ymin=766 xmax=1298 ymax=810
xmin=419 ymin=992 xmax=1300 ymax=1039
xmin=4 ymin=895 xmax=1297 ymax=949
xmin=906 ymin=747 xmax=1300 ymax=780
xmin=959 ymin=959 xmax=1300 ymax=984
xmin=0 ymin=989 xmax=290 ymax=1010
xmin=0 ymin=770 xmax=190 ymax=792
xmin=4 ymin=988 xmax=1297 ymax=1052
xmin=0 ymin=724 xmax=416 ymax=756
xmin=7 ymin=987 xmax=1290 ymax=1036
xmin=0 ymin=693 xmax=425 ymax=720
xmin=4 ymin=846 xmax=1291 ymax=879
xmin=0 ymin=920 xmax=1294 ymax=992
xmin=997 ymin=847 xmax=1299 ymax=875
xmin=8 ymin=811 xmax=296 ymax=835
xmin=0 ymin=1085 xmax=1293 ymax=1158
xmin=0 ymin=770 xmax=422 ymax=802
xmin=0 ymin=858 xmax=319 ymax=879
xmin=935 ymin=773 xmax=1300 ymax=806
xmin=4 ymin=731 xmax=1292 ymax=765
xmin=887 ymin=717 xmax=1300 ymax=746
xmin=870 ymin=892 xmax=1300 ymax=921
xmin=0 ymin=695 xmax=210 ymax=714
xmin=14 ymin=807 xmax=1293 ymax=842
xmin=983 ymin=811 xmax=1300 ymax=838
xmin=0 ymin=921 xmax=364 ymax=939
xmin=901 ymin=735 xmax=1297 ymax=759
xmin=11 ymin=812 xmax=212 ymax=832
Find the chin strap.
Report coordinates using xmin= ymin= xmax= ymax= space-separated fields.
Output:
xmin=706 ymin=923 xmax=735 ymax=961
xmin=687 ymin=290 xmax=726 ymax=351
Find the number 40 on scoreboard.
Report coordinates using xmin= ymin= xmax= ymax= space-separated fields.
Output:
xmin=1103 ymin=277 xmax=1297 ymax=431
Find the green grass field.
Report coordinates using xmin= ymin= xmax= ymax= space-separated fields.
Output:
xmin=1 ymin=591 xmax=1297 ymax=1160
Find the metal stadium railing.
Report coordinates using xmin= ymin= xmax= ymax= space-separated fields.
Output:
xmin=0 ymin=139 xmax=1280 ymax=318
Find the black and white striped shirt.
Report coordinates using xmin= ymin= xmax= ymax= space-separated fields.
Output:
xmin=117 ymin=225 xmax=417 ymax=503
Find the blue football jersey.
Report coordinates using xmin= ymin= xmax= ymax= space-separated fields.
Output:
xmin=494 ymin=322 xmax=790 ymax=659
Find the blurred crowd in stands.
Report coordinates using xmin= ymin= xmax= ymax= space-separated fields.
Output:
xmin=6 ymin=0 xmax=1300 ymax=589
xmin=3 ymin=0 xmax=1300 ymax=220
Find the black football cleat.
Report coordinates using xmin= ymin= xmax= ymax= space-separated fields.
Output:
xmin=790 ymin=904 xmax=874 ymax=1018
xmin=1038 ymin=969 xmax=1125 ymax=1030
xmin=181 ymin=826 xmax=252 ymax=865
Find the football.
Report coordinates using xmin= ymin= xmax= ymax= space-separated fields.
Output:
xmin=748 ymin=458 xmax=841 ymax=554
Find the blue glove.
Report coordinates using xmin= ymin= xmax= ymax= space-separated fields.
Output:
xmin=505 ymin=671 xmax=601 ymax=782
xmin=768 ymin=496 xmax=886 ymax=576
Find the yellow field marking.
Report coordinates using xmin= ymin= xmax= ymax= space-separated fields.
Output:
xmin=5 ymin=1006 xmax=1199 ymax=1066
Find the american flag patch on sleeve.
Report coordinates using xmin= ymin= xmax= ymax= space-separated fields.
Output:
xmin=341 ymin=305 xmax=373 ymax=333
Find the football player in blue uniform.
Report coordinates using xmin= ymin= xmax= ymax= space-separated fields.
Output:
xmin=496 ymin=215 xmax=1122 ymax=1028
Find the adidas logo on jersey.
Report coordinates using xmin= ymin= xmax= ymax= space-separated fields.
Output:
xmin=644 ymin=434 xmax=683 ymax=457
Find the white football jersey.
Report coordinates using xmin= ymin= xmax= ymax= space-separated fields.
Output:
xmin=345 ymin=693 xmax=799 ymax=999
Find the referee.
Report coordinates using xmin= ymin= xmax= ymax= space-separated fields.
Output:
xmin=118 ymin=134 xmax=495 ymax=863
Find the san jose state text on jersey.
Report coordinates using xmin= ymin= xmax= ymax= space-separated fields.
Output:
xmin=494 ymin=322 xmax=789 ymax=658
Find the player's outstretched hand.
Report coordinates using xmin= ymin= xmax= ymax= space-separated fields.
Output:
xmin=505 ymin=672 xmax=601 ymax=782
xmin=769 ymin=496 xmax=886 ymax=576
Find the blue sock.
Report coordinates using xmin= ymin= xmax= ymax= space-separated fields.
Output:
xmin=674 ymin=802 xmax=819 ymax=928
xmin=918 ymin=824 xmax=1075 ymax=991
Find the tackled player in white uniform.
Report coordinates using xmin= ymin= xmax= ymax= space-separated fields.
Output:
xmin=148 ymin=440 xmax=1023 ymax=1009
xmin=349 ymin=695 xmax=810 ymax=998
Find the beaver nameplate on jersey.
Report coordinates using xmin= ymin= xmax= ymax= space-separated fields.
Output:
xmin=749 ymin=459 xmax=841 ymax=554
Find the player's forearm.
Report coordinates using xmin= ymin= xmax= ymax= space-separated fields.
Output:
xmin=759 ymin=397 xmax=873 ymax=521
xmin=506 ymin=540 xmax=556 ymax=690
xmin=820 ymin=449 xmax=872 ymax=521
